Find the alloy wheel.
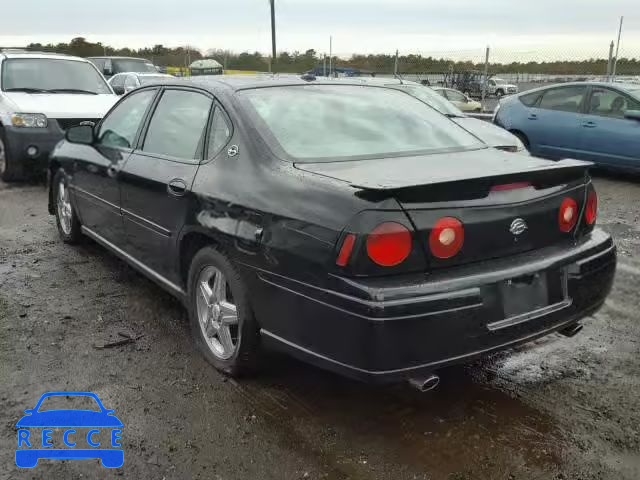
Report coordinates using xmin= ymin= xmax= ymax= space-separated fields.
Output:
xmin=196 ymin=266 xmax=239 ymax=360
xmin=57 ymin=179 xmax=73 ymax=235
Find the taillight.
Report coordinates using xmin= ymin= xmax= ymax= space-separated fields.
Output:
xmin=585 ymin=191 xmax=597 ymax=225
xmin=558 ymin=197 xmax=578 ymax=232
xmin=366 ymin=222 xmax=412 ymax=267
xmin=336 ymin=233 xmax=356 ymax=267
xmin=429 ymin=217 xmax=464 ymax=259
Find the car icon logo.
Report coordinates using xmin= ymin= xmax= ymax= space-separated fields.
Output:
xmin=509 ymin=218 xmax=528 ymax=236
xmin=15 ymin=391 xmax=123 ymax=468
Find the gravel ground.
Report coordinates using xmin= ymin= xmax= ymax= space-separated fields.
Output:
xmin=1 ymin=172 xmax=639 ymax=480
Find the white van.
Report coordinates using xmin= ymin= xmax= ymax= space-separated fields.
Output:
xmin=0 ymin=50 xmax=118 ymax=181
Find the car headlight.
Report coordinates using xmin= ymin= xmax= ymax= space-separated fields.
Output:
xmin=11 ymin=113 xmax=48 ymax=128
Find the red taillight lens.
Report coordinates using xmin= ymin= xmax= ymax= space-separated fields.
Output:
xmin=366 ymin=222 xmax=412 ymax=267
xmin=429 ymin=217 xmax=464 ymax=259
xmin=585 ymin=191 xmax=597 ymax=225
xmin=558 ymin=197 xmax=578 ymax=232
xmin=336 ymin=233 xmax=356 ymax=267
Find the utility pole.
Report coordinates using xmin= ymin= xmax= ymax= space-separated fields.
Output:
xmin=607 ymin=41 xmax=614 ymax=81
xmin=481 ymin=46 xmax=490 ymax=109
xmin=612 ymin=16 xmax=624 ymax=79
xmin=394 ymin=49 xmax=399 ymax=76
xmin=329 ymin=36 xmax=332 ymax=77
xmin=270 ymin=0 xmax=276 ymax=69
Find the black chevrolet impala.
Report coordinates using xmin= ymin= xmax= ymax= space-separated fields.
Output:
xmin=47 ymin=76 xmax=616 ymax=387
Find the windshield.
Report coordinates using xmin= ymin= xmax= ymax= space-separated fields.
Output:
xmin=1 ymin=58 xmax=111 ymax=94
xmin=37 ymin=395 xmax=101 ymax=412
xmin=392 ymin=85 xmax=464 ymax=116
xmin=139 ymin=75 xmax=172 ymax=85
xmin=113 ymin=59 xmax=157 ymax=74
xmin=241 ymin=85 xmax=484 ymax=162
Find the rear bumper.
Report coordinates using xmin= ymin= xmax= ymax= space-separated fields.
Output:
xmin=256 ymin=228 xmax=616 ymax=383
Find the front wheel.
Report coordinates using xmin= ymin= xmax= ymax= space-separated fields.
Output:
xmin=0 ymin=127 xmax=23 ymax=182
xmin=53 ymin=169 xmax=82 ymax=243
xmin=187 ymin=247 xmax=261 ymax=377
xmin=495 ymin=89 xmax=504 ymax=98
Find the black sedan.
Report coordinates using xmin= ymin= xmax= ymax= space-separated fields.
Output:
xmin=47 ymin=76 xmax=616 ymax=388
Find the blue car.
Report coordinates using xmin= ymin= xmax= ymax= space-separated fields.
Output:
xmin=494 ymin=82 xmax=640 ymax=171
xmin=15 ymin=391 xmax=123 ymax=468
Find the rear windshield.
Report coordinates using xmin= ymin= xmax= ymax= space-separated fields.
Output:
xmin=113 ymin=59 xmax=157 ymax=74
xmin=1 ymin=58 xmax=111 ymax=94
xmin=240 ymin=85 xmax=484 ymax=162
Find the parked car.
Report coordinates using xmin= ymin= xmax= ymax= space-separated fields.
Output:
xmin=0 ymin=50 xmax=118 ymax=181
xmin=108 ymin=72 xmax=174 ymax=95
xmin=432 ymin=87 xmax=483 ymax=112
xmin=87 ymin=56 xmax=157 ymax=80
xmin=48 ymin=76 xmax=615 ymax=387
xmin=484 ymin=77 xmax=518 ymax=98
xmin=382 ymin=80 xmax=526 ymax=153
xmin=494 ymin=82 xmax=640 ymax=171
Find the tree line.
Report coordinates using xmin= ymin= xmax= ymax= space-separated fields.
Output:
xmin=18 ymin=37 xmax=640 ymax=76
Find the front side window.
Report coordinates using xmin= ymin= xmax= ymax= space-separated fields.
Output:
xmin=124 ymin=75 xmax=138 ymax=89
xmin=110 ymin=74 xmax=125 ymax=88
xmin=587 ymin=88 xmax=640 ymax=119
xmin=1 ymin=58 xmax=112 ymax=94
xmin=240 ymin=85 xmax=483 ymax=162
xmin=538 ymin=86 xmax=587 ymax=113
xmin=143 ymin=90 xmax=212 ymax=159
xmin=97 ymin=89 xmax=156 ymax=149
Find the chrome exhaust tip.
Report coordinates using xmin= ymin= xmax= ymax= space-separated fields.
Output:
xmin=408 ymin=374 xmax=440 ymax=393
xmin=560 ymin=323 xmax=583 ymax=338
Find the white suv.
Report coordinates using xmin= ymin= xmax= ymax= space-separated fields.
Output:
xmin=0 ymin=50 xmax=118 ymax=181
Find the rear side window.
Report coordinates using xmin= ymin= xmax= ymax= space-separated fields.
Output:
xmin=143 ymin=89 xmax=212 ymax=159
xmin=519 ymin=91 xmax=542 ymax=107
xmin=207 ymin=107 xmax=232 ymax=159
xmin=97 ymin=89 xmax=156 ymax=149
xmin=538 ymin=86 xmax=587 ymax=113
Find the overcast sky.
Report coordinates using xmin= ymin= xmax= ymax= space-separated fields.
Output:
xmin=1 ymin=0 xmax=638 ymax=59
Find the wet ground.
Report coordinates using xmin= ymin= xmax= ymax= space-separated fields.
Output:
xmin=1 ymin=173 xmax=639 ymax=480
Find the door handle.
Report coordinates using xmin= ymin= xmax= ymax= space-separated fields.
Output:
xmin=528 ymin=113 xmax=537 ymax=120
xmin=167 ymin=178 xmax=187 ymax=197
xmin=582 ymin=121 xmax=597 ymax=128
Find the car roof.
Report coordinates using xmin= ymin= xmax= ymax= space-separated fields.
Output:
xmin=0 ymin=51 xmax=88 ymax=62
xmin=517 ymin=80 xmax=640 ymax=97
xmin=88 ymin=56 xmax=151 ymax=61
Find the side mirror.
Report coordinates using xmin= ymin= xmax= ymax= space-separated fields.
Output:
xmin=624 ymin=110 xmax=640 ymax=121
xmin=66 ymin=124 xmax=95 ymax=145
xmin=112 ymin=85 xmax=125 ymax=95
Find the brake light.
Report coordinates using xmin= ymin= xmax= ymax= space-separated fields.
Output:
xmin=490 ymin=181 xmax=532 ymax=192
xmin=336 ymin=233 xmax=356 ymax=267
xmin=558 ymin=197 xmax=578 ymax=232
xmin=429 ymin=217 xmax=464 ymax=259
xmin=366 ymin=222 xmax=412 ymax=267
xmin=585 ymin=191 xmax=597 ymax=225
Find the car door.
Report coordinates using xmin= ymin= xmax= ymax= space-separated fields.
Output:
xmin=71 ymin=88 xmax=157 ymax=245
xmin=118 ymin=87 xmax=214 ymax=283
xmin=520 ymin=85 xmax=587 ymax=159
xmin=578 ymin=86 xmax=640 ymax=170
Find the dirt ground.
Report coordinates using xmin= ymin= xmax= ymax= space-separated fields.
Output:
xmin=1 ymin=172 xmax=639 ymax=480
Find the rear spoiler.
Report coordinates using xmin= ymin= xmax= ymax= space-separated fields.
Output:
xmin=350 ymin=159 xmax=593 ymax=191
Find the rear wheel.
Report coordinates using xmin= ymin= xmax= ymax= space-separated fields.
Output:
xmin=495 ymin=89 xmax=504 ymax=98
xmin=53 ymin=169 xmax=82 ymax=243
xmin=0 ymin=127 xmax=22 ymax=182
xmin=187 ymin=247 xmax=261 ymax=376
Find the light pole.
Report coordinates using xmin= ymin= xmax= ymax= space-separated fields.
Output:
xmin=270 ymin=0 xmax=276 ymax=68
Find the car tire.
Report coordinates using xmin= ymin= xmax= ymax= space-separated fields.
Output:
xmin=53 ymin=169 xmax=82 ymax=243
xmin=187 ymin=246 xmax=261 ymax=377
xmin=495 ymin=89 xmax=504 ymax=98
xmin=0 ymin=126 xmax=23 ymax=182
